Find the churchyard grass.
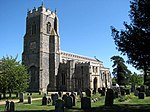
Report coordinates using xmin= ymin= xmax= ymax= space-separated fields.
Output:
xmin=0 ymin=93 xmax=150 ymax=111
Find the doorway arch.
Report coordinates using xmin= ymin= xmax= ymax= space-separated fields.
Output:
xmin=93 ymin=77 xmax=98 ymax=90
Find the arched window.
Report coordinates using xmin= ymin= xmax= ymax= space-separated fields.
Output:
xmin=31 ymin=22 xmax=36 ymax=35
xmin=29 ymin=66 xmax=37 ymax=82
xmin=47 ymin=22 xmax=51 ymax=33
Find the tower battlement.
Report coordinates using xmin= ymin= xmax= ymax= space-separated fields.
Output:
xmin=27 ymin=5 xmax=56 ymax=18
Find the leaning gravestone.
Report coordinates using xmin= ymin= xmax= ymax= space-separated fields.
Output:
xmin=140 ymin=85 xmax=145 ymax=92
xmin=5 ymin=100 xmax=10 ymax=111
xmin=105 ymin=89 xmax=114 ymax=106
xmin=19 ymin=93 xmax=24 ymax=102
xmin=10 ymin=101 xmax=15 ymax=112
xmin=85 ymin=88 xmax=91 ymax=97
xmin=134 ymin=89 xmax=139 ymax=96
xmin=62 ymin=94 xmax=68 ymax=106
xmin=28 ymin=95 xmax=32 ymax=104
xmin=138 ymin=92 xmax=145 ymax=99
xmin=51 ymin=94 xmax=58 ymax=106
xmin=70 ymin=93 xmax=76 ymax=106
xmin=55 ymin=99 xmax=65 ymax=112
xmin=65 ymin=96 xmax=73 ymax=109
xmin=42 ymin=96 xmax=47 ymax=105
xmin=81 ymin=97 xmax=91 ymax=110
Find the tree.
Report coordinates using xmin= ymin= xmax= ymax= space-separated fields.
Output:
xmin=111 ymin=56 xmax=132 ymax=86
xmin=111 ymin=0 xmax=150 ymax=85
xmin=0 ymin=56 xmax=29 ymax=98
xmin=129 ymin=72 xmax=144 ymax=86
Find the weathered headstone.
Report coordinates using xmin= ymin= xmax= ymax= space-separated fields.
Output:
xmin=105 ymin=89 xmax=114 ymax=106
xmin=120 ymin=90 xmax=125 ymax=96
xmin=47 ymin=97 xmax=51 ymax=104
xmin=58 ymin=91 xmax=62 ymax=97
xmin=101 ymin=87 xmax=105 ymax=96
xmin=134 ymin=90 xmax=139 ymax=96
xmin=125 ymin=89 xmax=130 ymax=95
xmin=93 ymin=89 xmax=96 ymax=94
xmin=145 ymin=89 xmax=150 ymax=96
xmin=65 ymin=96 xmax=73 ymax=109
xmin=138 ymin=92 xmax=145 ymax=99
xmin=62 ymin=94 xmax=68 ymax=106
xmin=28 ymin=95 xmax=32 ymax=104
xmin=70 ymin=93 xmax=76 ymax=106
xmin=81 ymin=97 xmax=91 ymax=110
xmin=42 ymin=96 xmax=47 ymax=105
xmin=85 ymin=88 xmax=91 ymax=97
xmin=55 ymin=99 xmax=65 ymax=112
xmin=10 ymin=101 xmax=15 ymax=111
xmin=51 ymin=94 xmax=58 ymax=105
xmin=5 ymin=100 xmax=10 ymax=111
xmin=19 ymin=93 xmax=24 ymax=102
xmin=98 ymin=88 xmax=102 ymax=94
xmin=0 ymin=93 xmax=2 ymax=100
xmin=140 ymin=85 xmax=145 ymax=92
xmin=114 ymin=91 xmax=119 ymax=98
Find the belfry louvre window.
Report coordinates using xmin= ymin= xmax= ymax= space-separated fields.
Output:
xmin=31 ymin=23 xmax=36 ymax=35
xmin=47 ymin=22 xmax=51 ymax=33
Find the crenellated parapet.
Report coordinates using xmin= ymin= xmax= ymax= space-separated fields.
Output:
xmin=27 ymin=5 xmax=56 ymax=19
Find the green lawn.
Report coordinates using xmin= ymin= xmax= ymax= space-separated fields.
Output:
xmin=0 ymin=93 xmax=150 ymax=112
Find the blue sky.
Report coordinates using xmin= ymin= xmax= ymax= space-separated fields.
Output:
xmin=0 ymin=0 xmax=141 ymax=74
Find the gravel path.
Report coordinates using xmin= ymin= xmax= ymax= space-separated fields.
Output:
xmin=0 ymin=98 xmax=42 ymax=105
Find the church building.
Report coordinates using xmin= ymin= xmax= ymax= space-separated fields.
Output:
xmin=22 ymin=4 xmax=112 ymax=93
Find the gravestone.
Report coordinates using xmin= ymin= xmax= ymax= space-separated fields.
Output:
xmin=51 ymin=94 xmax=58 ymax=105
xmin=125 ymin=89 xmax=130 ymax=95
xmin=114 ymin=91 xmax=119 ymax=98
xmin=98 ymin=88 xmax=102 ymax=94
xmin=28 ymin=95 xmax=32 ymax=104
xmin=146 ymin=89 xmax=150 ymax=96
xmin=19 ymin=93 xmax=24 ymax=102
xmin=47 ymin=97 xmax=51 ymax=104
xmin=70 ymin=93 xmax=76 ymax=106
xmin=81 ymin=97 xmax=91 ymax=110
xmin=55 ymin=99 xmax=65 ymax=112
xmin=101 ymin=87 xmax=105 ymax=96
xmin=0 ymin=93 xmax=2 ymax=100
xmin=93 ymin=89 xmax=96 ymax=94
xmin=65 ymin=96 xmax=73 ymax=109
xmin=62 ymin=94 xmax=68 ymax=106
xmin=140 ymin=85 xmax=145 ymax=92
xmin=42 ymin=96 xmax=47 ymax=105
xmin=121 ymin=90 xmax=125 ymax=96
xmin=58 ymin=91 xmax=62 ymax=97
xmin=105 ymin=89 xmax=114 ymax=106
xmin=134 ymin=90 xmax=139 ymax=96
xmin=5 ymin=100 xmax=10 ymax=111
xmin=10 ymin=101 xmax=15 ymax=111
xmin=85 ymin=88 xmax=91 ymax=97
xmin=138 ymin=92 xmax=145 ymax=99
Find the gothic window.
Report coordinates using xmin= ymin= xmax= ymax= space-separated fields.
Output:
xmin=47 ymin=22 xmax=51 ymax=33
xmin=31 ymin=23 xmax=36 ymax=35
xmin=29 ymin=66 xmax=37 ymax=82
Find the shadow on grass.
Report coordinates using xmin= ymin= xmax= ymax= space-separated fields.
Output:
xmin=14 ymin=104 xmax=150 ymax=112
xmin=90 ymin=104 xmax=150 ymax=112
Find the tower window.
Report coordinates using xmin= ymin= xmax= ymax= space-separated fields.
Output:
xmin=31 ymin=23 xmax=36 ymax=35
xmin=47 ymin=22 xmax=51 ymax=33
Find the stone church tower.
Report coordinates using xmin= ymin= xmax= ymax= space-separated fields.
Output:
xmin=22 ymin=4 xmax=60 ymax=92
xmin=22 ymin=4 xmax=112 ymax=93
